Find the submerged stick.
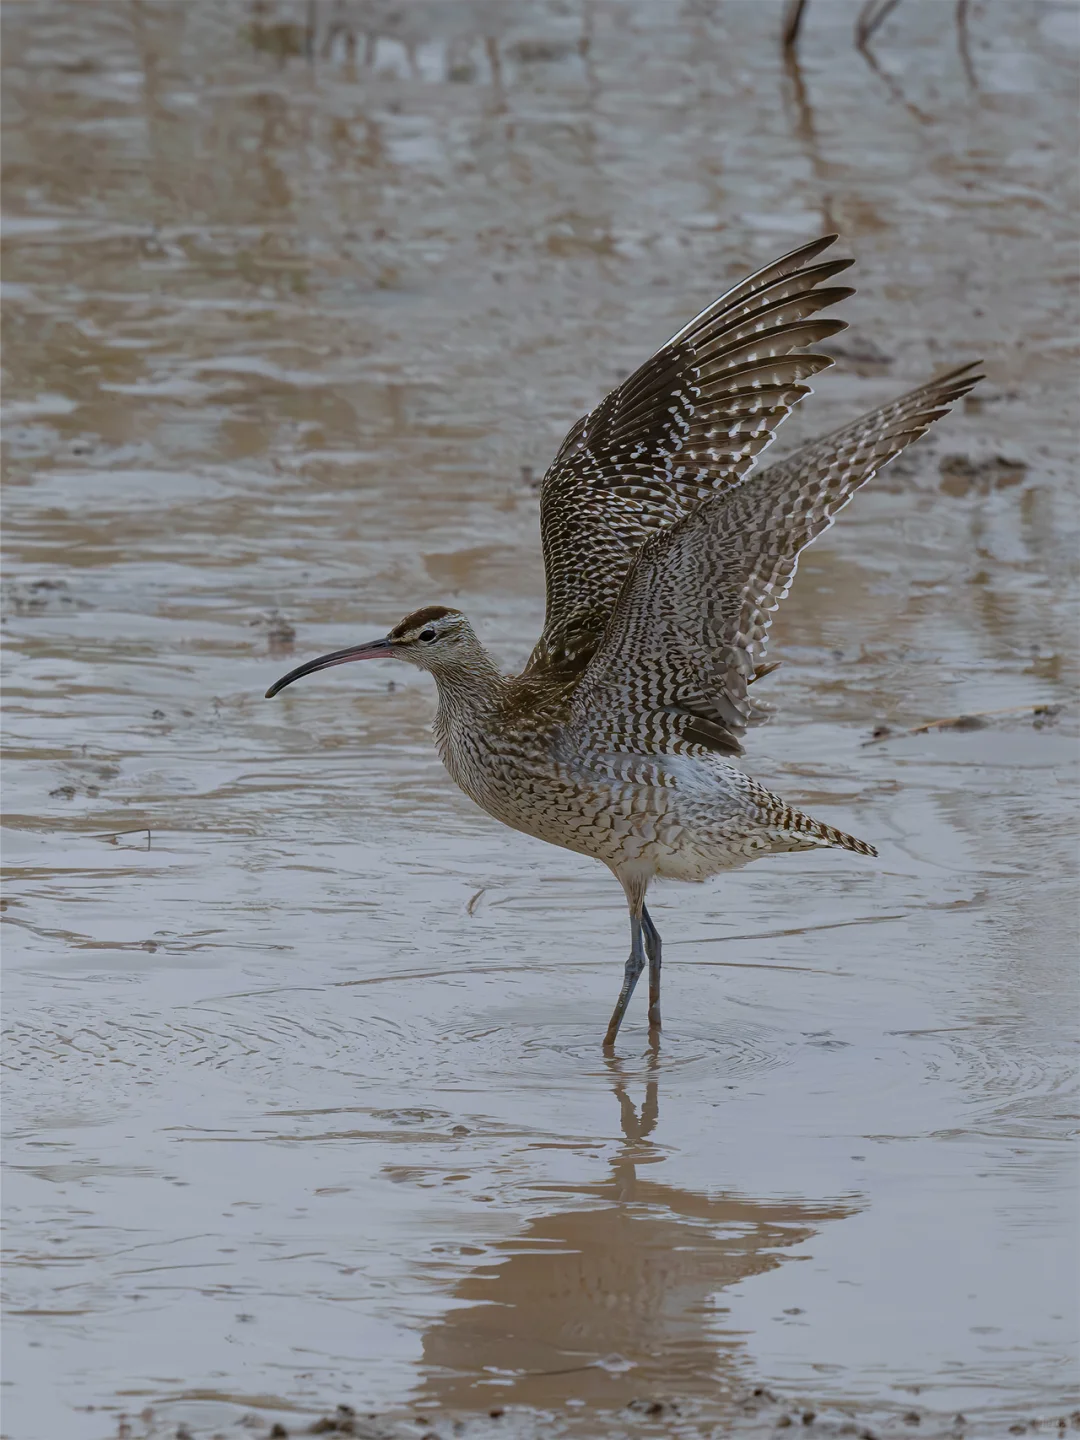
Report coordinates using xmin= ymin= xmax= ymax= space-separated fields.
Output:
xmin=863 ymin=704 xmax=1062 ymax=745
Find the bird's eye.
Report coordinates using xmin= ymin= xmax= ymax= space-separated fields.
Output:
xmin=418 ymin=628 xmax=437 ymax=643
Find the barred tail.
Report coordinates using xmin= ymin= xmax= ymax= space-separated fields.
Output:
xmin=747 ymin=778 xmax=878 ymax=858
xmin=815 ymin=818 xmax=877 ymax=857
xmin=788 ymin=807 xmax=877 ymax=858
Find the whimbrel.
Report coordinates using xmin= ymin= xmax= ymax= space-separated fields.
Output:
xmin=267 ymin=236 xmax=981 ymax=1046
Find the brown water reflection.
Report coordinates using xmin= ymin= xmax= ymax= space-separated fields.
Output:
xmin=419 ymin=1066 xmax=855 ymax=1412
xmin=2 ymin=2 xmax=1078 ymax=1438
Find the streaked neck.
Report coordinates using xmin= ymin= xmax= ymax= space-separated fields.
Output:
xmin=431 ymin=646 xmax=507 ymax=725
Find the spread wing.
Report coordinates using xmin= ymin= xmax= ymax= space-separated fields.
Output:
xmin=527 ymin=235 xmax=856 ymax=675
xmin=566 ymin=362 xmax=984 ymax=755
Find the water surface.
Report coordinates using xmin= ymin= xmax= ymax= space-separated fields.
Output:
xmin=2 ymin=3 xmax=1077 ymax=1437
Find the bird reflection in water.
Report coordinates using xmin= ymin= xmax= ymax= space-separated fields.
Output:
xmin=415 ymin=1060 xmax=857 ymax=1412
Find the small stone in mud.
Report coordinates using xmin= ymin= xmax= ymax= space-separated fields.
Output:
xmin=270 ymin=1427 xmax=289 ymax=1439
xmin=488 ymin=1407 xmax=504 ymax=1418
xmin=903 ymin=1414 xmax=922 ymax=1426
xmin=802 ymin=1413 xmax=816 ymax=1426
xmin=777 ymin=1417 xmax=793 ymax=1429
xmin=250 ymin=609 xmax=297 ymax=652
xmin=50 ymin=784 xmax=76 ymax=799
xmin=628 ymin=1398 xmax=674 ymax=1417
xmin=1033 ymin=704 xmax=1062 ymax=729
xmin=3 ymin=577 xmax=80 ymax=616
xmin=871 ymin=723 xmax=892 ymax=739
xmin=942 ymin=714 xmax=987 ymax=732
xmin=309 ymin=1404 xmax=359 ymax=1433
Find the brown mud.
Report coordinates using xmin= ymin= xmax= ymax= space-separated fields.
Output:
xmin=2 ymin=3 xmax=1077 ymax=1438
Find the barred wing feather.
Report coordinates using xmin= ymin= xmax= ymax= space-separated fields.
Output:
xmin=527 ymin=235 xmax=856 ymax=674
xmin=568 ymin=362 xmax=983 ymax=755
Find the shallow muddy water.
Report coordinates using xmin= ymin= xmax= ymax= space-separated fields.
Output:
xmin=2 ymin=3 xmax=1078 ymax=1438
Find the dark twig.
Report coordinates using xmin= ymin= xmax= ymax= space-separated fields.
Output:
xmin=955 ymin=0 xmax=978 ymax=88
xmin=780 ymin=39 xmax=838 ymax=232
xmin=94 ymin=827 xmax=153 ymax=848
xmin=852 ymin=0 xmax=934 ymax=122
xmin=855 ymin=0 xmax=903 ymax=49
xmin=781 ymin=0 xmax=810 ymax=54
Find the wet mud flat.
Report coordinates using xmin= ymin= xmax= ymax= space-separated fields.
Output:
xmin=104 ymin=1393 xmax=1080 ymax=1440
xmin=2 ymin=2 xmax=1078 ymax=1439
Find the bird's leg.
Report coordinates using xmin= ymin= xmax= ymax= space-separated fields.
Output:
xmin=603 ymin=910 xmax=646 ymax=1049
xmin=642 ymin=903 xmax=662 ymax=1033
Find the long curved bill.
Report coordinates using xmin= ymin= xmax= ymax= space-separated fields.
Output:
xmin=264 ymin=637 xmax=394 ymax=698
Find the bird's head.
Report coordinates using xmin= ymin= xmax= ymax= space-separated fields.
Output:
xmin=264 ymin=605 xmax=482 ymax=698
